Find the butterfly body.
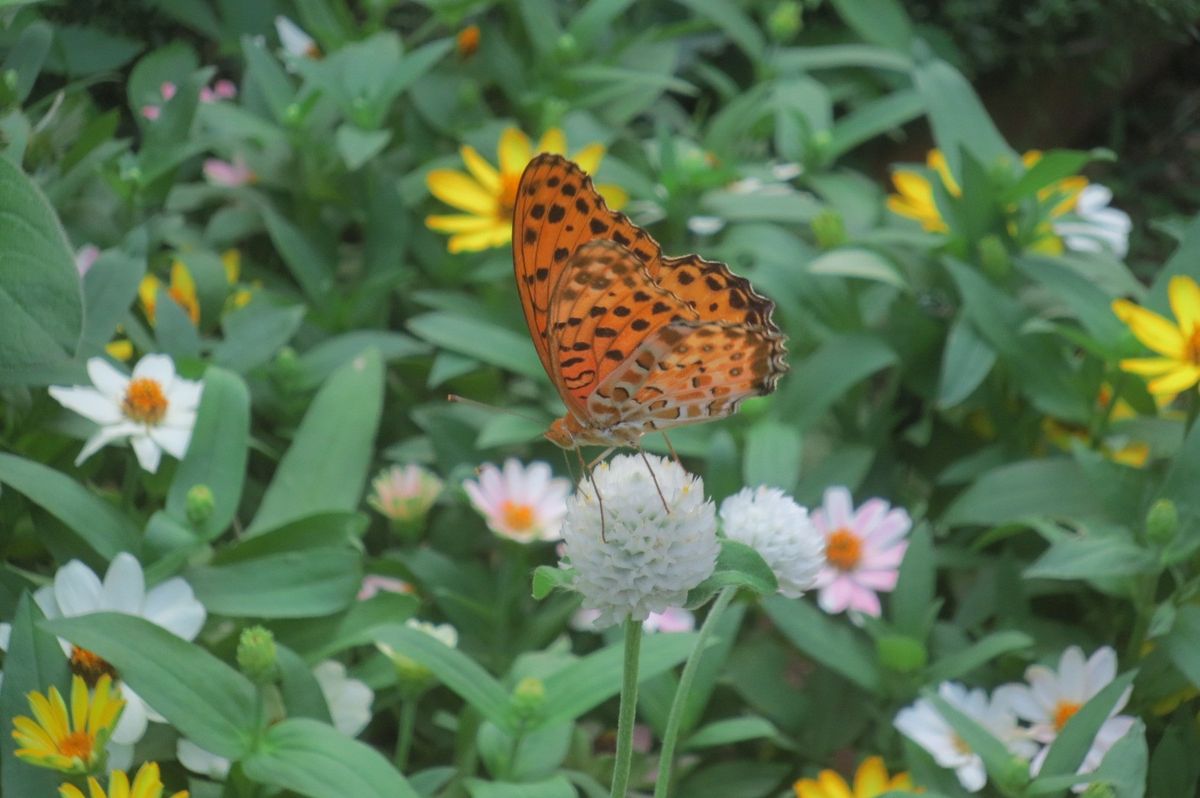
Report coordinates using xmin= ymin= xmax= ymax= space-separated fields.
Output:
xmin=514 ymin=154 xmax=787 ymax=451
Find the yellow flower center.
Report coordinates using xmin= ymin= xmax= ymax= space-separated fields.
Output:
xmin=58 ymin=730 xmax=94 ymax=760
xmin=70 ymin=646 xmax=118 ymax=686
xmin=498 ymin=172 xmax=522 ymax=217
xmin=1053 ymin=700 xmax=1081 ymax=731
xmin=825 ymin=528 xmax=863 ymax=571
xmin=122 ymin=378 xmax=168 ymax=425
xmin=500 ymin=500 xmax=536 ymax=532
xmin=952 ymin=733 xmax=972 ymax=755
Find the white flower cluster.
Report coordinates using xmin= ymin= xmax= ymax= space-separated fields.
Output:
xmin=561 ymin=454 xmax=719 ymax=628
xmin=719 ymin=486 xmax=825 ymax=598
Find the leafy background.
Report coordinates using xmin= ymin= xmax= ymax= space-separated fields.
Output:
xmin=0 ymin=1 xmax=1199 ymax=797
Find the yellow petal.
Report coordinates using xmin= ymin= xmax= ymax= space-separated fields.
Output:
xmin=793 ymin=778 xmax=826 ymax=798
xmin=130 ymin=762 xmax=162 ymax=798
xmin=58 ymin=785 xmax=87 ymax=798
xmin=86 ymin=777 xmax=106 ymax=798
xmin=1109 ymin=442 xmax=1150 ymax=468
xmin=887 ymin=771 xmax=913 ymax=790
xmin=32 ymin=687 xmax=69 ymax=741
xmin=1022 ymin=149 xmax=1043 ymax=168
xmin=169 ymin=260 xmax=196 ymax=298
xmin=70 ymin=675 xmax=88 ymax=733
xmin=109 ymin=769 xmax=130 ymax=798
xmin=221 ymin=249 xmax=241 ymax=284
xmin=852 ymin=756 xmax=888 ymax=797
xmin=1148 ymin=365 xmax=1200 ymax=396
xmin=815 ymin=770 xmax=854 ymax=798
xmin=1168 ymin=275 xmax=1200 ymax=336
xmin=1112 ymin=299 xmax=1186 ymax=358
xmin=1028 ymin=229 xmax=1064 ymax=255
xmin=13 ymin=715 xmax=56 ymax=751
xmin=139 ymin=275 xmax=161 ymax=320
xmin=573 ymin=142 xmax=606 ymax=174
xmin=426 ymin=169 xmax=496 ymax=216
xmin=891 ymin=170 xmax=934 ymax=204
xmin=425 ymin=213 xmax=497 ymax=233
xmin=459 ymin=145 xmax=500 ymax=194
xmin=596 ymin=183 xmax=627 ymax=210
xmin=448 ymin=223 xmax=511 ymax=253
xmin=537 ymin=128 xmax=567 ymax=156
xmin=927 ymin=149 xmax=960 ymax=195
xmin=1118 ymin=356 xmax=1179 ymax=376
xmin=498 ymin=127 xmax=533 ymax=177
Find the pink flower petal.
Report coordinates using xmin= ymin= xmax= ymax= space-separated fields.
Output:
xmin=852 ymin=568 xmax=899 ymax=591
xmin=823 ymin=486 xmax=854 ymax=528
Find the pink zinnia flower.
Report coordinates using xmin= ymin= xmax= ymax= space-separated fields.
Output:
xmin=199 ymin=79 xmax=237 ymax=103
xmin=75 ymin=244 xmax=101 ymax=277
xmin=141 ymin=82 xmax=177 ymax=120
xmin=810 ymin=486 xmax=911 ymax=618
xmin=357 ymin=574 xmax=414 ymax=601
xmin=203 ymin=157 xmax=256 ymax=188
xmin=463 ymin=459 xmax=570 ymax=543
xmin=643 ymin=607 xmax=695 ymax=633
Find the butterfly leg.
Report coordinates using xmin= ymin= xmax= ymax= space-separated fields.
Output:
xmin=661 ymin=431 xmax=683 ymax=467
xmin=576 ymin=447 xmax=608 ymax=542
xmin=638 ymin=446 xmax=671 ymax=514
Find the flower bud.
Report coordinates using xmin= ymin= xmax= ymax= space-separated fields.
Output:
xmin=995 ymin=754 xmax=1033 ymax=793
xmin=811 ymin=209 xmax=847 ymax=250
xmin=876 ymin=634 xmax=927 ymax=673
xmin=378 ymin=619 xmax=458 ymax=698
xmin=767 ymin=2 xmax=803 ymax=42
xmin=1080 ymin=782 xmax=1116 ymax=798
xmin=369 ymin=464 xmax=443 ymax=531
xmin=185 ymin=484 xmax=215 ymax=527
xmin=510 ymin=677 xmax=545 ymax=721
xmin=237 ymin=625 xmax=279 ymax=685
xmin=1146 ymin=498 xmax=1178 ymax=546
xmin=979 ymin=234 xmax=1011 ymax=281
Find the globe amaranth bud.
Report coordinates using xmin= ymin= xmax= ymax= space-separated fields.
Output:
xmin=979 ymin=234 xmax=1011 ymax=282
xmin=811 ymin=209 xmax=847 ymax=250
xmin=1146 ymin=498 xmax=1178 ymax=546
xmin=510 ymin=677 xmax=546 ymax=721
xmin=876 ymin=634 xmax=927 ymax=674
xmin=237 ymin=625 xmax=280 ymax=685
xmin=767 ymin=1 xmax=802 ymax=42
xmin=185 ymin=484 xmax=215 ymax=527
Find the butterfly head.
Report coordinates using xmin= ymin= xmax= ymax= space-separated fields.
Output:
xmin=545 ymin=417 xmax=577 ymax=449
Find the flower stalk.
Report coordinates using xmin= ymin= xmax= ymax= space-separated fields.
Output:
xmin=610 ymin=618 xmax=644 ymax=798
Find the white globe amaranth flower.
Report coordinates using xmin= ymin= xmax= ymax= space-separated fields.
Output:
xmin=719 ymin=486 xmax=826 ymax=598
xmin=561 ymin=454 xmax=719 ymax=629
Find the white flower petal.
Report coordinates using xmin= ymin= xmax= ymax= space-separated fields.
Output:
xmin=149 ymin=424 xmax=191 ymax=459
xmin=177 ymin=738 xmax=232 ymax=779
xmin=48 ymin=386 xmax=124 ymax=425
xmin=130 ymin=434 xmax=163 ymax=473
xmin=101 ymin=553 xmax=146 ymax=613
xmin=86 ymin=358 xmax=130 ymax=401
xmin=143 ymin=578 xmax=205 ymax=640
xmin=132 ymin=353 xmax=176 ymax=388
xmin=110 ymin=687 xmax=148 ymax=744
xmin=53 ymin=560 xmax=104 ymax=617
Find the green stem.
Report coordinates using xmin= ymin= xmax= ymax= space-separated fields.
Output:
xmin=395 ymin=697 xmax=417 ymax=771
xmin=1186 ymin=390 xmax=1199 ymax=435
xmin=653 ymin=587 xmax=735 ymax=798
xmin=120 ymin=456 xmax=140 ymax=510
xmin=609 ymin=618 xmax=644 ymax=798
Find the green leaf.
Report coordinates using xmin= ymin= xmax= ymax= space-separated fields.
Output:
xmin=1156 ymin=418 xmax=1200 ymax=559
xmin=685 ymin=716 xmax=784 ymax=750
xmin=1016 ymin=256 xmax=1128 ymax=348
xmin=243 ymin=718 xmax=420 ymax=798
xmin=779 ymin=334 xmax=897 ymax=431
xmin=277 ymin=646 xmax=333 ymax=724
xmin=463 ymin=776 xmax=576 ymax=798
xmin=216 ymin=512 xmax=366 ymax=564
xmin=4 ymin=21 xmax=51 ymax=104
xmin=374 ymin=623 xmax=512 ymax=726
xmin=0 ymin=156 xmax=83 ymax=385
xmin=700 ymin=190 xmax=821 ymax=223
xmin=828 ymin=0 xmax=913 ymax=50
xmin=0 ymin=453 xmax=140 ymax=559
xmin=807 ymin=247 xmax=907 ymax=289
xmin=912 ymin=54 xmax=1013 ymax=180
xmin=772 ymin=44 xmax=911 ymax=73
xmin=536 ymin=634 xmax=698 ymax=729
xmin=335 ymin=125 xmax=392 ymax=171
xmin=248 ymin=350 xmax=383 ymax=534
xmin=46 ymin=614 xmax=259 ymax=759
xmin=1002 ymin=149 xmax=1106 ymax=203
xmin=257 ymin=200 xmax=334 ymax=301
xmin=1024 ymin=535 xmax=1158 ymax=580
xmin=687 ymin=540 xmax=777 ymax=608
xmin=1037 ymin=670 xmax=1136 ymax=779
xmin=890 ymin=525 xmax=935 ymax=638
xmin=742 ymin=419 xmax=801 ymax=491
xmin=942 ymin=459 xmax=1113 ymax=528
xmin=241 ymin=34 xmax=296 ymax=123
xmin=272 ymin=592 xmax=418 ymax=661
xmin=166 ymin=366 xmax=249 ymax=541
xmin=762 ymin=596 xmax=880 ymax=692
xmin=925 ymin=631 xmax=1034 ymax=683
xmin=80 ymin=250 xmax=145 ymax=357
xmin=825 ymin=90 xmax=924 ymax=162
xmin=213 ymin=303 xmax=306 ymax=373
xmin=1164 ymin=605 xmax=1200 ymax=689
xmin=532 ymin=565 xmax=574 ymax=600
xmin=297 ymin=331 xmax=428 ymax=389
xmin=408 ymin=312 xmax=543 ymax=380
xmin=675 ymin=0 xmax=764 ymax=62
xmin=936 ymin=318 xmax=995 ymax=408
xmin=927 ymin=689 xmax=1015 ymax=783
xmin=1 ymin=595 xmax=70 ymax=798
xmin=188 ymin=547 xmax=361 ymax=618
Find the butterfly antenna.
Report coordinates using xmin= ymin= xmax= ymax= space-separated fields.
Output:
xmin=446 ymin=394 xmax=544 ymax=424
xmin=639 ymin=446 xmax=671 ymax=515
xmin=576 ymin=447 xmax=607 ymax=542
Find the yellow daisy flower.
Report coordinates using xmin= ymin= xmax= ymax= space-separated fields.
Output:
xmin=1112 ymin=275 xmax=1200 ymax=396
xmin=886 ymin=150 xmax=958 ymax=233
xmin=59 ymin=761 xmax=188 ymax=798
xmin=12 ymin=674 xmax=124 ymax=774
xmin=139 ymin=261 xmax=200 ymax=325
xmin=794 ymin=756 xmax=915 ymax=798
xmin=425 ymin=127 xmax=628 ymax=253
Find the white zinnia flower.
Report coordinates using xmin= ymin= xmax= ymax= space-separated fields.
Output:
xmin=274 ymin=16 xmax=320 ymax=58
xmin=0 ymin=553 xmax=206 ymax=751
xmin=48 ymin=354 xmax=202 ymax=473
xmin=1053 ymin=185 xmax=1132 ymax=258
xmin=403 ymin=618 xmax=459 ymax=648
xmin=719 ymin=486 xmax=825 ymax=598
xmin=560 ymin=454 xmax=719 ymax=629
xmin=179 ymin=658 xmax=374 ymax=780
xmin=894 ymin=681 xmax=1035 ymax=793
xmin=463 ymin=459 xmax=571 ymax=542
xmin=994 ymin=645 xmax=1134 ymax=786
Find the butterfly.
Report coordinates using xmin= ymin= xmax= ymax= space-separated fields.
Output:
xmin=513 ymin=154 xmax=788 ymax=453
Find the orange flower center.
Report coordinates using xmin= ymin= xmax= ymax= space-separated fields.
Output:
xmin=1187 ymin=325 xmax=1200 ymax=365
xmin=1053 ymin=700 xmax=1081 ymax=730
xmin=456 ymin=25 xmax=481 ymax=58
xmin=122 ymin=377 xmax=168 ymax=424
xmin=498 ymin=172 xmax=522 ymax=217
xmin=58 ymin=730 xmax=93 ymax=760
xmin=500 ymin=500 xmax=536 ymax=533
xmin=70 ymin=646 xmax=118 ymax=686
xmin=825 ymin=528 xmax=863 ymax=571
